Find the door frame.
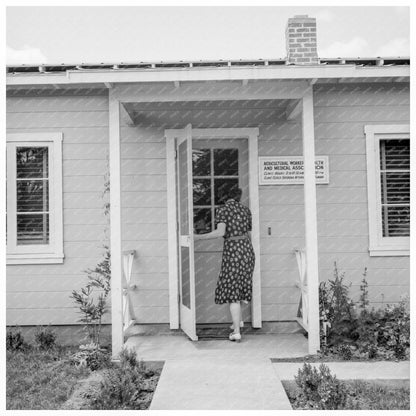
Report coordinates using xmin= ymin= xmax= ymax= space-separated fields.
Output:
xmin=165 ymin=127 xmax=261 ymax=329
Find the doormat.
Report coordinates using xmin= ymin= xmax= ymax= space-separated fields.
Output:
xmin=196 ymin=325 xmax=249 ymax=340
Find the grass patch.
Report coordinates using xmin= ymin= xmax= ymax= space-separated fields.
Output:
xmin=7 ymin=344 xmax=163 ymax=410
xmin=7 ymin=346 xmax=91 ymax=410
xmin=282 ymin=379 xmax=410 ymax=410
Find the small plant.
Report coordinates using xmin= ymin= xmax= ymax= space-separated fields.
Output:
xmin=358 ymin=268 xmax=369 ymax=312
xmin=70 ymin=168 xmax=111 ymax=350
xmin=337 ymin=343 xmax=353 ymax=360
xmin=70 ymin=248 xmax=111 ymax=348
xmin=6 ymin=326 xmax=26 ymax=351
xmin=354 ymin=306 xmax=382 ymax=357
xmin=119 ymin=346 xmax=140 ymax=368
xmin=380 ymin=297 xmax=410 ymax=359
xmin=319 ymin=282 xmax=331 ymax=349
xmin=34 ymin=325 xmax=57 ymax=350
xmin=69 ymin=346 xmax=111 ymax=371
xmin=294 ymin=362 xmax=348 ymax=410
xmin=319 ymin=262 xmax=358 ymax=347
xmin=87 ymin=348 xmax=157 ymax=410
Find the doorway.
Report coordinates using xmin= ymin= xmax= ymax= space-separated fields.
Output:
xmin=193 ymin=138 xmax=250 ymax=325
xmin=165 ymin=126 xmax=261 ymax=341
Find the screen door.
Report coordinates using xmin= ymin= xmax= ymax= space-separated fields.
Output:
xmin=176 ymin=124 xmax=198 ymax=340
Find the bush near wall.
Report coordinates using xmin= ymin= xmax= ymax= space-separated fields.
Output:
xmin=285 ymin=362 xmax=410 ymax=410
xmin=319 ymin=263 xmax=410 ymax=360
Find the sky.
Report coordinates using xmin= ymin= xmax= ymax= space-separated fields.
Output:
xmin=6 ymin=6 xmax=410 ymax=65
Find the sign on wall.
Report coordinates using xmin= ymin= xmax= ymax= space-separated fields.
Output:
xmin=259 ymin=156 xmax=329 ymax=185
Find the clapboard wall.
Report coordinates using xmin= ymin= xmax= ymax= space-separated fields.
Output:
xmin=6 ymin=89 xmax=111 ymax=325
xmin=314 ymin=83 xmax=410 ymax=307
xmin=120 ymin=125 xmax=170 ymax=323
xmin=258 ymin=82 xmax=410 ymax=321
xmin=6 ymin=81 xmax=410 ymax=326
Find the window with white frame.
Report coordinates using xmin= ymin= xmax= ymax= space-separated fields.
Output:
xmin=365 ymin=125 xmax=410 ymax=256
xmin=6 ymin=133 xmax=64 ymax=264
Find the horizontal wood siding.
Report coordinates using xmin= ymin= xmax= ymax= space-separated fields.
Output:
xmin=315 ymin=82 xmax=409 ymax=304
xmin=258 ymin=83 xmax=410 ymax=321
xmin=120 ymin=126 xmax=169 ymax=323
xmin=6 ymin=93 xmax=111 ymax=326
xmin=6 ymin=82 xmax=410 ymax=327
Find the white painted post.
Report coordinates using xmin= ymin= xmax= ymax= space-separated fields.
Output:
xmin=302 ymin=86 xmax=320 ymax=354
xmin=109 ymin=93 xmax=124 ymax=360
xmin=165 ymin=134 xmax=179 ymax=329
xmin=248 ymin=130 xmax=262 ymax=328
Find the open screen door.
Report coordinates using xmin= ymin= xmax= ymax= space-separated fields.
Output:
xmin=176 ymin=124 xmax=198 ymax=340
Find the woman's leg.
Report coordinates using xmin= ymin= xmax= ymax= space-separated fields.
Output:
xmin=229 ymin=302 xmax=241 ymax=334
xmin=230 ymin=301 xmax=245 ymax=329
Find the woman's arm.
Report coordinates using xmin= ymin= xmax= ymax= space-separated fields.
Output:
xmin=194 ymin=223 xmax=226 ymax=240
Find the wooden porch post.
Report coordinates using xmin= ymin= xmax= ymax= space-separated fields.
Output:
xmin=302 ymin=85 xmax=320 ymax=354
xmin=109 ymin=93 xmax=124 ymax=360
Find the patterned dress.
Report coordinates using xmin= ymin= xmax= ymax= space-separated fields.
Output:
xmin=214 ymin=199 xmax=256 ymax=304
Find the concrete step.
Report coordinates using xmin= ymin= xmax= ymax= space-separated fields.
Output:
xmin=125 ymin=333 xmax=309 ymax=361
xmin=125 ymin=321 xmax=305 ymax=340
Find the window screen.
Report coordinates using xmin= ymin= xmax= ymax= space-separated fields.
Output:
xmin=16 ymin=147 xmax=50 ymax=245
xmin=379 ymin=139 xmax=410 ymax=237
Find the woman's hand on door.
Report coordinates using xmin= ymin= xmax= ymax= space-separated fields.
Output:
xmin=194 ymin=222 xmax=226 ymax=240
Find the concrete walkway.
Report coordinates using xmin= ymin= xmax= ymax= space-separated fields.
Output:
xmin=124 ymin=334 xmax=410 ymax=410
xmin=150 ymin=356 xmax=290 ymax=410
xmin=125 ymin=333 xmax=307 ymax=410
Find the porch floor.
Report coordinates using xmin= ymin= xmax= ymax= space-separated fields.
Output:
xmin=125 ymin=333 xmax=308 ymax=360
xmin=124 ymin=333 xmax=308 ymax=409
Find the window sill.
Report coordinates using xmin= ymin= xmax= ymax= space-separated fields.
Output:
xmin=7 ymin=254 xmax=65 ymax=265
xmin=369 ymin=248 xmax=410 ymax=257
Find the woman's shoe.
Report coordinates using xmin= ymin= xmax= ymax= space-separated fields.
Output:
xmin=230 ymin=321 xmax=244 ymax=330
xmin=229 ymin=332 xmax=242 ymax=342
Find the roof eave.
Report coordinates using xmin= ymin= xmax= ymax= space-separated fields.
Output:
xmin=6 ymin=64 xmax=410 ymax=87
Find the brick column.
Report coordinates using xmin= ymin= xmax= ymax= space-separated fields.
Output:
xmin=286 ymin=15 xmax=318 ymax=65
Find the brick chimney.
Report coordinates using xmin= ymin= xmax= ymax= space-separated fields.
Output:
xmin=286 ymin=15 xmax=318 ymax=65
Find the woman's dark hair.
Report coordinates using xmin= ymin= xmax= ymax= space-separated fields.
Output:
xmin=226 ymin=187 xmax=242 ymax=202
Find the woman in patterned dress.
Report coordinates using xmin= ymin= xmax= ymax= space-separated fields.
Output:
xmin=194 ymin=187 xmax=255 ymax=342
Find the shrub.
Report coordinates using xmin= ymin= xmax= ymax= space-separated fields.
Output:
xmin=69 ymin=349 xmax=111 ymax=371
xmin=319 ymin=264 xmax=410 ymax=361
xmin=319 ymin=262 xmax=358 ymax=347
xmin=337 ymin=343 xmax=353 ymax=360
xmin=354 ymin=296 xmax=410 ymax=360
xmin=86 ymin=349 xmax=111 ymax=371
xmin=34 ymin=325 xmax=57 ymax=350
xmin=70 ymin=167 xmax=111 ymax=349
xmin=70 ymin=248 xmax=111 ymax=347
xmin=88 ymin=348 xmax=156 ymax=410
xmin=379 ymin=298 xmax=410 ymax=359
xmin=294 ymin=363 xmax=348 ymax=410
xmin=6 ymin=327 xmax=26 ymax=351
xmin=354 ymin=307 xmax=383 ymax=358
